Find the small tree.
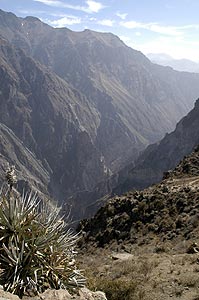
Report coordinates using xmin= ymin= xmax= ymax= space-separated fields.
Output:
xmin=0 ymin=166 xmax=85 ymax=298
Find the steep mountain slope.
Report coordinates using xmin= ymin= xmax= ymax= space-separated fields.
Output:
xmin=0 ymin=122 xmax=49 ymax=195
xmin=115 ymin=98 xmax=199 ymax=195
xmin=1 ymin=9 xmax=199 ymax=221
xmin=0 ymin=36 xmax=108 ymax=209
xmin=1 ymin=9 xmax=199 ymax=173
xmin=79 ymin=145 xmax=199 ymax=247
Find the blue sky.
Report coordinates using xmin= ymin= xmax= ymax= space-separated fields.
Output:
xmin=1 ymin=0 xmax=199 ymax=61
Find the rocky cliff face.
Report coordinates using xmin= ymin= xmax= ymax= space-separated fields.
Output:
xmin=115 ymin=98 xmax=199 ymax=195
xmin=0 ymin=36 xmax=107 ymax=210
xmin=1 ymin=9 xmax=199 ymax=220
xmin=0 ymin=122 xmax=49 ymax=196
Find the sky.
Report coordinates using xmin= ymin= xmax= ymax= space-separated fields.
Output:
xmin=1 ymin=0 xmax=199 ymax=62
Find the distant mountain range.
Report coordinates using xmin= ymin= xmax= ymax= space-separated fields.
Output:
xmin=0 ymin=9 xmax=199 ymax=220
xmin=147 ymin=53 xmax=199 ymax=73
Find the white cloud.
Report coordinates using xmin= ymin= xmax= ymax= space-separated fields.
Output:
xmin=118 ymin=20 xmax=199 ymax=61
xmin=86 ymin=0 xmax=105 ymax=13
xmin=18 ymin=9 xmax=47 ymax=15
xmin=149 ymin=24 xmax=183 ymax=36
xmin=116 ymin=12 xmax=127 ymax=20
xmin=34 ymin=0 xmax=61 ymax=6
xmin=127 ymin=36 xmax=199 ymax=62
xmin=120 ymin=20 xmax=199 ymax=37
xmin=33 ymin=0 xmax=105 ymax=13
xmin=180 ymin=24 xmax=199 ymax=30
xmin=120 ymin=20 xmax=184 ymax=36
xmin=97 ymin=19 xmax=114 ymax=27
xmin=49 ymin=16 xmax=81 ymax=27
xmin=89 ymin=17 xmax=97 ymax=21
xmin=119 ymin=35 xmax=132 ymax=44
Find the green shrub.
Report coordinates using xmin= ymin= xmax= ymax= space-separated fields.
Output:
xmin=0 ymin=166 xmax=85 ymax=297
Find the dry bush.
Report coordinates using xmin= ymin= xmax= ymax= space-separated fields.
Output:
xmin=88 ymin=277 xmax=137 ymax=300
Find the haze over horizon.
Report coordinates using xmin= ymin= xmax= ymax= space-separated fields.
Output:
xmin=0 ymin=0 xmax=199 ymax=62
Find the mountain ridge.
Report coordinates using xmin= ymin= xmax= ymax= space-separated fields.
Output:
xmin=0 ymin=35 xmax=108 ymax=206
xmin=1 ymin=9 xmax=199 ymax=220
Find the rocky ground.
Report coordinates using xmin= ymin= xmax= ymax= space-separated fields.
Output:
xmin=0 ymin=287 xmax=107 ymax=300
xmin=78 ymin=244 xmax=199 ymax=300
xmin=77 ymin=146 xmax=199 ymax=300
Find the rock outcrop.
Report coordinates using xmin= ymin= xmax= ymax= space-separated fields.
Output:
xmin=0 ymin=288 xmax=107 ymax=300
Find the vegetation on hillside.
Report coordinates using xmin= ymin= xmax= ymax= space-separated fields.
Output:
xmin=78 ymin=146 xmax=199 ymax=300
xmin=79 ymin=146 xmax=199 ymax=248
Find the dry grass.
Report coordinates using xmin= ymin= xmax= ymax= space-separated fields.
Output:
xmin=78 ymin=242 xmax=199 ymax=300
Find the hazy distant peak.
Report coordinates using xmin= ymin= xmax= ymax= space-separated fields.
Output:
xmin=147 ymin=53 xmax=199 ymax=73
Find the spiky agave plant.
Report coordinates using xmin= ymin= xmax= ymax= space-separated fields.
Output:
xmin=0 ymin=166 xmax=85 ymax=298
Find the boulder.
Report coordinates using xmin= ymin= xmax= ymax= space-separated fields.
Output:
xmin=22 ymin=288 xmax=107 ymax=300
